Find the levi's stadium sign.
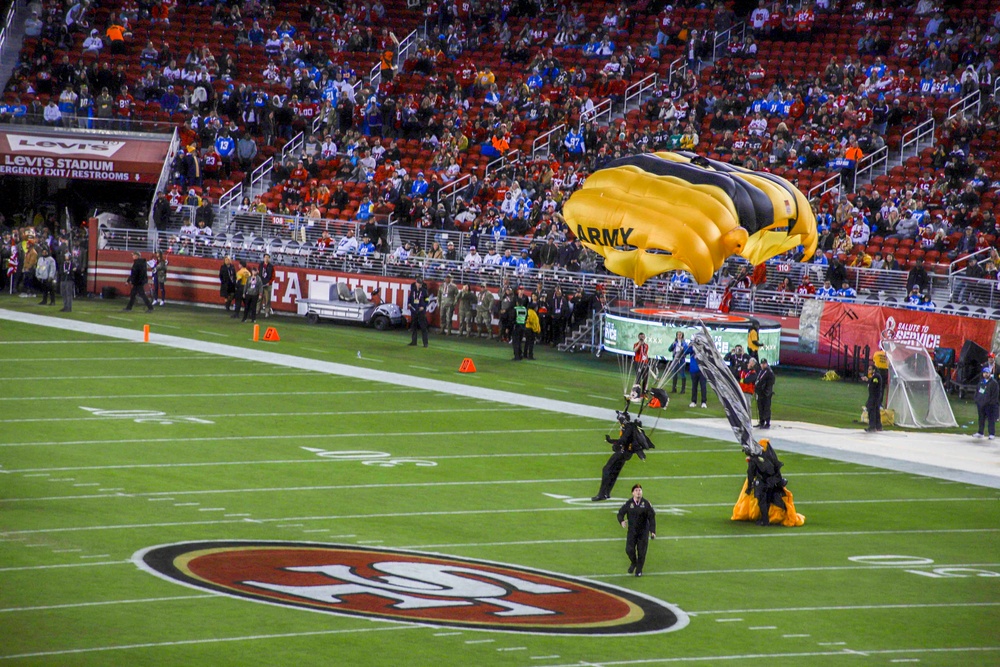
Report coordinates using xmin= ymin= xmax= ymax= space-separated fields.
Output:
xmin=134 ymin=541 xmax=689 ymax=635
xmin=0 ymin=127 xmax=172 ymax=183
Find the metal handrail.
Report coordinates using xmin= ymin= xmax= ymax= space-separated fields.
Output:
xmin=946 ymin=89 xmax=981 ymax=121
xmin=712 ymin=20 xmax=746 ymax=61
xmin=948 ymin=246 xmax=995 ymax=275
xmin=437 ymin=173 xmax=471 ymax=205
xmin=898 ymin=117 xmax=935 ymax=162
xmin=621 ymin=73 xmax=657 ymax=116
xmin=582 ymin=98 xmax=612 ymax=130
xmin=667 ymin=56 xmax=687 ymax=86
xmin=807 ymin=172 xmax=841 ymax=200
xmin=852 ymin=144 xmax=888 ymax=192
xmin=532 ymin=123 xmax=565 ymax=159
xmin=147 ymin=128 xmax=181 ymax=229
xmin=485 ymin=148 xmax=520 ymax=178
xmin=0 ymin=0 xmax=18 ymax=55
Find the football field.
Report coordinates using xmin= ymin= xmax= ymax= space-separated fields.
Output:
xmin=1 ymin=310 xmax=998 ymax=666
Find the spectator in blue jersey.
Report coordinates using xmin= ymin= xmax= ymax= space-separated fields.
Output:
xmin=515 ymin=249 xmax=535 ymax=275
xmin=816 ymin=279 xmax=837 ymax=299
xmin=215 ymin=130 xmax=236 ymax=179
xmin=905 ymin=286 xmax=923 ymax=308
xmin=357 ymin=234 xmax=376 ymax=257
xmin=564 ymin=127 xmax=586 ymax=160
xmin=411 ymin=172 xmax=429 ymax=197
xmin=491 ymin=218 xmax=508 ymax=244
xmin=836 ymin=281 xmax=857 ymax=302
xmin=500 ymin=248 xmax=517 ymax=267
xmin=526 ymin=69 xmax=544 ymax=90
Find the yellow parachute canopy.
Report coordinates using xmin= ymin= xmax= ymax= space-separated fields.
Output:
xmin=562 ymin=152 xmax=817 ymax=285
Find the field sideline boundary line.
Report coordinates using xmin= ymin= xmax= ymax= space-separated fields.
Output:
xmin=1 ymin=308 xmax=997 ymax=489
xmin=0 ymin=389 xmax=423 ymax=402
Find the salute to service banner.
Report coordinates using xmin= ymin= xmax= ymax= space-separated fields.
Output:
xmin=812 ymin=301 xmax=998 ymax=356
xmin=0 ymin=128 xmax=173 ymax=183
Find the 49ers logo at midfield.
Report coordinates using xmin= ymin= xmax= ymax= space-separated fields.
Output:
xmin=134 ymin=541 xmax=688 ymax=635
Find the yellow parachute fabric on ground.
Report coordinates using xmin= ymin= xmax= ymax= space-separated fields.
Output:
xmin=731 ymin=479 xmax=806 ymax=527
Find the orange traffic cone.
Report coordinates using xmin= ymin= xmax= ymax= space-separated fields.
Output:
xmin=253 ymin=324 xmax=260 ymax=342
xmin=459 ymin=358 xmax=477 ymax=373
xmin=143 ymin=324 xmax=149 ymax=343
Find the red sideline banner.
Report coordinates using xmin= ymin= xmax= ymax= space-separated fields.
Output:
xmin=818 ymin=301 xmax=996 ymax=355
xmin=87 ymin=249 xmax=432 ymax=319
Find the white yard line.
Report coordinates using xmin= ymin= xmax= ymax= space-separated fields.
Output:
xmin=0 ymin=355 xmax=218 ymax=363
xmin=196 ymin=330 xmax=229 ymax=337
xmin=9 ymin=371 xmax=317 ymax=382
xmin=0 ymin=472 xmax=920 ymax=503
xmin=691 ymin=602 xmax=1000 ymax=615
xmin=0 ymin=561 xmax=129 ymax=573
xmin=407 ymin=364 xmax=440 ymax=372
xmin=0 ymin=406 xmax=532 ymax=425
xmin=5 ymin=447 xmax=736 ymax=472
xmin=0 ymin=595 xmax=215 ymax=613
xmin=527 ymin=647 xmax=1000 ymax=667
xmin=0 ymin=389 xmax=420 ymax=402
xmin=0 ymin=341 xmax=132 ymax=345
xmin=0 ymin=427 xmax=595 ymax=449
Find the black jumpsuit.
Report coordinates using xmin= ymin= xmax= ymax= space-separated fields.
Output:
xmin=746 ymin=444 xmax=786 ymax=525
xmin=596 ymin=422 xmax=640 ymax=500
xmin=617 ymin=497 xmax=656 ymax=575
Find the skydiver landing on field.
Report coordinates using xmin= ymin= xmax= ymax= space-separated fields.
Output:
xmin=745 ymin=439 xmax=787 ymax=525
xmin=593 ymin=411 xmax=655 ymax=501
xmin=627 ymin=332 xmax=651 ymax=402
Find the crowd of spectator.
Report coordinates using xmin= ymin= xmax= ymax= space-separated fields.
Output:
xmin=2 ymin=0 xmax=1000 ymax=310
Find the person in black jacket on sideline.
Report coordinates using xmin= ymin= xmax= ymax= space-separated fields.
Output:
xmin=617 ymin=484 xmax=656 ymax=576
xmin=974 ymin=368 xmax=999 ymax=440
xmin=754 ymin=358 xmax=775 ymax=429
xmin=123 ymin=251 xmax=154 ymax=312
xmin=219 ymin=256 xmax=237 ymax=311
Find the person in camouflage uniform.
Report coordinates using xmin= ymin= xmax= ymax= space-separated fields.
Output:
xmin=437 ymin=274 xmax=459 ymax=335
xmin=457 ymin=283 xmax=477 ymax=336
xmin=475 ymin=286 xmax=496 ymax=338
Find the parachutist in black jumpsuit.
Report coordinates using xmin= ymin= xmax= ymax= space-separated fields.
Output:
xmin=593 ymin=413 xmax=647 ymax=501
xmin=746 ymin=442 xmax=786 ymax=525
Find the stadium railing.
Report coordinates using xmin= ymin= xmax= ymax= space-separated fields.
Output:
xmin=899 ymin=117 xmax=935 ymax=162
xmin=98 ymin=224 xmax=998 ymax=320
xmin=620 ymin=73 xmax=658 ymax=117
xmin=532 ymin=124 xmax=565 ymax=160
xmin=853 ymin=144 xmax=888 ymax=192
xmin=808 ymin=172 xmax=841 ymax=200
xmin=947 ymin=89 xmax=981 ymax=122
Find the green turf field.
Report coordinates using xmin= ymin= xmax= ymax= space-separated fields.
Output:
xmin=1 ymin=300 xmax=998 ymax=666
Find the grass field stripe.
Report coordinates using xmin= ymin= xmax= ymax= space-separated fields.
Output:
xmin=533 ymin=647 xmax=1000 ymax=666
xmin=714 ymin=619 xmax=743 ymax=623
xmin=0 ymin=625 xmax=417 ymax=660
xmin=0 ymin=428 xmax=598 ymax=448
xmin=6 ymin=448 xmax=738 ymax=471
xmin=196 ymin=330 xmax=229 ymax=337
xmin=0 ymin=471 xmax=911 ymax=502
xmin=0 ymin=355 xmax=225 ymax=362
xmin=0 ymin=594 xmax=218 ymax=614
xmin=0 ymin=389 xmax=424 ymax=401
xmin=689 ymin=602 xmax=1000 ymax=615
xmin=408 ymin=364 xmax=440 ymax=372
xmin=748 ymin=626 xmax=777 ymax=630
xmin=0 ymin=406 xmax=534 ymax=425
